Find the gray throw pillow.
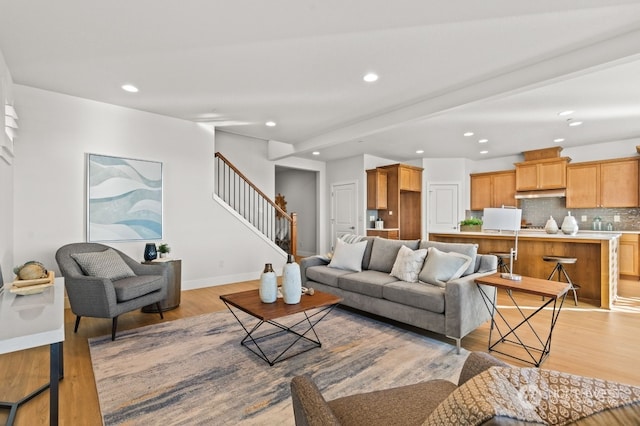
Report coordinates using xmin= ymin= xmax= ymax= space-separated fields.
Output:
xmin=418 ymin=247 xmax=472 ymax=287
xmin=368 ymin=238 xmax=420 ymax=273
xmin=420 ymin=241 xmax=478 ymax=276
xmin=328 ymin=239 xmax=368 ymax=272
xmin=71 ymin=248 xmax=136 ymax=281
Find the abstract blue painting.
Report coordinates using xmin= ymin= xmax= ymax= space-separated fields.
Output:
xmin=87 ymin=154 xmax=163 ymax=242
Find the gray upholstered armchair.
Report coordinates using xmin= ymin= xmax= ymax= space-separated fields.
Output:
xmin=56 ymin=242 xmax=169 ymax=340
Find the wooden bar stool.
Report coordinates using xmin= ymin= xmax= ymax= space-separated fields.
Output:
xmin=543 ymin=255 xmax=580 ymax=305
xmin=491 ymin=252 xmax=511 ymax=274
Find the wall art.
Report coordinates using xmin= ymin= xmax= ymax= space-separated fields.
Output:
xmin=87 ymin=153 xmax=163 ymax=242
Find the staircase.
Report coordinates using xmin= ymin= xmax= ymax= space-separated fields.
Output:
xmin=215 ymin=152 xmax=297 ymax=257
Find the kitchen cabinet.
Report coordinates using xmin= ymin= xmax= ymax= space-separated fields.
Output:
xmin=470 ymin=170 xmax=516 ymax=210
xmin=377 ymin=163 xmax=423 ymax=239
xmin=566 ymin=158 xmax=639 ymax=208
xmin=366 ymin=168 xmax=387 ymax=209
xmin=619 ymin=233 xmax=639 ymax=278
xmin=366 ymin=229 xmax=399 ymax=240
xmin=515 ymin=158 xmax=569 ymax=191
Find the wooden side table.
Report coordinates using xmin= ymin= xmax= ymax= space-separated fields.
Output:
xmin=475 ymin=273 xmax=570 ymax=367
xmin=142 ymin=258 xmax=182 ymax=312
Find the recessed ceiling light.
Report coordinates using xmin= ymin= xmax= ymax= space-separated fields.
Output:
xmin=478 ymin=139 xmax=488 ymax=144
xmin=463 ymin=132 xmax=474 ymax=137
xmin=568 ymin=120 xmax=583 ymax=127
xmin=121 ymin=84 xmax=139 ymax=93
xmin=416 ymin=150 xmax=424 ymax=154
xmin=558 ymin=110 xmax=574 ymax=116
xmin=554 ymin=138 xmax=565 ymax=143
xmin=265 ymin=121 xmax=276 ymax=127
xmin=480 ymin=150 xmax=489 ymax=155
xmin=312 ymin=151 xmax=320 ymax=156
xmin=363 ymin=73 xmax=379 ymax=83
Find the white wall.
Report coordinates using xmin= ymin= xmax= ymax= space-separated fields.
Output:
xmin=0 ymin=50 xmax=14 ymax=284
xmin=12 ymin=85 xmax=284 ymax=290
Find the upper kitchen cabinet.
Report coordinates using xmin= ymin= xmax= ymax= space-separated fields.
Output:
xmin=366 ymin=168 xmax=387 ymax=210
xmin=515 ymin=158 xmax=569 ymax=191
xmin=376 ymin=163 xmax=423 ymax=240
xmin=399 ymin=165 xmax=422 ymax=191
xmin=470 ymin=170 xmax=516 ymax=210
xmin=566 ymin=157 xmax=639 ymax=208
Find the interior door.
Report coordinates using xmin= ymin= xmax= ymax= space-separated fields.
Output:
xmin=331 ymin=181 xmax=357 ymax=250
xmin=428 ymin=183 xmax=459 ymax=232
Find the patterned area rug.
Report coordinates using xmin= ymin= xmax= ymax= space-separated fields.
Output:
xmin=89 ymin=307 xmax=469 ymax=425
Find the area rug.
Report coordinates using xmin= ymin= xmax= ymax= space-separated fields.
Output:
xmin=89 ymin=307 xmax=469 ymax=425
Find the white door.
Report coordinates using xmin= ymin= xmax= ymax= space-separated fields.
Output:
xmin=331 ymin=181 xmax=357 ymax=250
xmin=429 ymin=184 xmax=459 ymax=232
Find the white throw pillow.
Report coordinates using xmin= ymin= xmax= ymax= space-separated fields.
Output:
xmin=418 ymin=247 xmax=472 ymax=287
xmin=328 ymin=238 xmax=368 ymax=272
xmin=390 ymin=245 xmax=428 ymax=283
xmin=71 ymin=248 xmax=136 ymax=281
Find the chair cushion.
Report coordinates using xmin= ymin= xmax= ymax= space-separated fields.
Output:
xmin=71 ymin=248 xmax=135 ymax=281
xmin=113 ymin=275 xmax=164 ymax=302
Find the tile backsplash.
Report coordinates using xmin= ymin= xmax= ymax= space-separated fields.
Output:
xmin=469 ymin=198 xmax=640 ymax=231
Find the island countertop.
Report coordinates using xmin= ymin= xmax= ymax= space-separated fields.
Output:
xmin=429 ymin=231 xmax=619 ymax=309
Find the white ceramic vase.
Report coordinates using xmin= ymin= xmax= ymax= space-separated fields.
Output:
xmin=561 ymin=211 xmax=579 ymax=235
xmin=544 ymin=216 xmax=558 ymax=234
xmin=282 ymin=255 xmax=301 ymax=304
xmin=259 ymin=263 xmax=277 ymax=303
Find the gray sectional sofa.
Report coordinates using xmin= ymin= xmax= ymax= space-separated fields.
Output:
xmin=300 ymin=237 xmax=497 ymax=353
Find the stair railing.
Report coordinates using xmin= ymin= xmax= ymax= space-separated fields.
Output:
xmin=215 ymin=152 xmax=297 ymax=257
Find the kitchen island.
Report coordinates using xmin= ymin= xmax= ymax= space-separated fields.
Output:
xmin=429 ymin=230 xmax=620 ymax=309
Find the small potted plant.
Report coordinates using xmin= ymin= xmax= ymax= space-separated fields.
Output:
xmin=157 ymin=243 xmax=171 ymax=258
xmin=459 ymin=218 xmax=483 ymax=232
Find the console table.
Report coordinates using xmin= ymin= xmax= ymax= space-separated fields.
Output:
xmin=475 ymin=273 xmax=570 ymax=367
xmin=0 ymin=277 xmax=65 ymax=425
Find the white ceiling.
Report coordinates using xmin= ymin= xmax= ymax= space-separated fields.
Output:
xmin=1 ymin=0 xmax=640 ymax=162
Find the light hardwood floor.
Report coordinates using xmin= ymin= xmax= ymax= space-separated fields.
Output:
xmin=1 ymin=278 xmax=639 ymax=425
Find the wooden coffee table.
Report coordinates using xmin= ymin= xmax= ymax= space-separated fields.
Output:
xmin=220 ymin=289 xmax=342 ymax=366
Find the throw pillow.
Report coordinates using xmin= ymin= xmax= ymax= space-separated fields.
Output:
xmin=389 ymin=245 xmax=428 ymax=283
xmin=328 ymin=239 xmax=368 ymax=272
xmin=71 ymin=248 xmax=136 ymax=281
xmin=418 ymin=247 xmax=472 ymax=287
xmin=419 ymin=241 xmax=478 ymax=276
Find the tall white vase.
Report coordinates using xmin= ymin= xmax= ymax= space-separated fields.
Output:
xmin=259 ymin=263 xmax=277 ymax=303
xmin=282 ymin=255 xmax=301 ymax=304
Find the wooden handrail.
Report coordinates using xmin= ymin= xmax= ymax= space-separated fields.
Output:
xmin=215 ymin=152 xmax=291 ymax=220
xmin=215 ymin=152 xmax=297 ymax=257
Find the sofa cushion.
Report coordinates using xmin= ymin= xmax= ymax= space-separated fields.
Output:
xmin=390 ymin=245 xmax=428 ymax=283
xmin=368 ymin=238 xmax=420 ymax=273
xmin=305 ymin=265 xmax=353 ymax=288
xmin=71 ymin=248 xmax=136 ymax=281
xmin=383 ymin=281 xmax=445 ymax=313
xmin=112 ymin=275 xmax=164 ymax=302
xmin=418 ymin=247 xmax=471 ymax=287
xmin=338 ymin=270 xmax=399 ymax=298
xmin=420 ymin=241 xmax=478 ymax=276
xmin=328 ymin=238 xmax=368 ymax=272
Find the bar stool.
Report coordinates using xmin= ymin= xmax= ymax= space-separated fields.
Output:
xmin=491 ymin=253 xmax=511 ymax=274
xmin=542 ymin=255 xmax=580 ymax=305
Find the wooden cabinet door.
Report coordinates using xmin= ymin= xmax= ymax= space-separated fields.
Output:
xmin=470 ymin=174 xmax=492 ymax=210
xmin=399 ymin=167 xmax=421 ymax=191
xmin=619 ymin=233 xmax=639 ymax=277
xmin=367 ymin=169 xmax=387 ymax=209
xmin=538 ymin=160 xmax=566 ymax=189
xmin=566 ymin=163 xmax=599 ymax=208
xmin=492 ymin=171 xmax=516 ymax=208
xmin=515 ymin=163 xmax=538 ymax=190
xmin=600 ymin=159 xmax=638 ymax=207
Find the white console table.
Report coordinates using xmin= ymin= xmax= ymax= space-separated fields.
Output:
xmin=0 ymin=277 xmax=65 ymax=425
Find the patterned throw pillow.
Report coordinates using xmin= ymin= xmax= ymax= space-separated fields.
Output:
xmin=389 ymin=245 xmax=428 ymax=282
xmin=71 ymin=249 xmax=136 ymax=281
